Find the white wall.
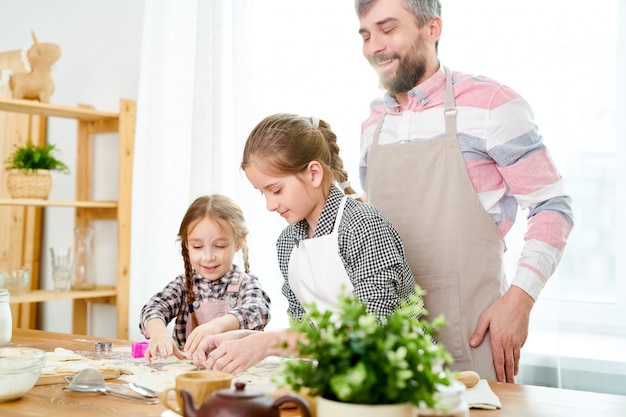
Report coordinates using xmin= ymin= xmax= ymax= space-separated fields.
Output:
xmin=0 ymin=0 xmax=145 ymax=336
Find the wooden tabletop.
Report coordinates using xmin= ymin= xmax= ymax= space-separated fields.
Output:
xmin=3 ymin=329 xmax=626 ymax=417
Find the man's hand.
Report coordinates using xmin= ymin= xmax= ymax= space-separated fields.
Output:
xmin=469 ymin=286 xmax=534 ymax=382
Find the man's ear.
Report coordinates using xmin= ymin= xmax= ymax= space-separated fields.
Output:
xmin=307 ymin=161 xmax=324 ymax=187
xmin=427 ymin=16 xmax=442 ymax=42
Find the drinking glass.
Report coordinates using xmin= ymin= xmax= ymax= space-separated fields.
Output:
xmin=50 ymin=247 xmax=72 ymax=292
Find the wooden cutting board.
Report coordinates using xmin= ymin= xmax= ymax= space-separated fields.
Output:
xmin=36 ymin=369 xmax=121 ymax=386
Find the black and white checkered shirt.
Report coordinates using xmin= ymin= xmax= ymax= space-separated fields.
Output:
xmin=139 ymin=265 xmax=271 ymax=346
xmin=276 ymin=185 xmax=420 ymax=321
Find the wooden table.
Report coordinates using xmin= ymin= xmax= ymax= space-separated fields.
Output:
xmin=3 ymin=329 xmax=626 ymax=417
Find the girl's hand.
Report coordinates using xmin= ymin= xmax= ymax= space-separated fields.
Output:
xmin=144 ymin=332 xmax=186 ymax=363
xmin=192 ymin=331 xmax=274 ymax=375
xmin=183 ymin=314 xmax=240 ymax=354
xmin=190 ymin=329 xmax=258 ymax=368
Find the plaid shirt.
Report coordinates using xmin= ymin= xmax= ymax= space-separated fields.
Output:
xmin=139 ymin=265 xmax=271 ymax=346
xmin=276 ymin=185 xmax=420 ymax=321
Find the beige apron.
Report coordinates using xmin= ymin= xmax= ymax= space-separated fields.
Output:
xmin=365 ymin=67 xmax=507 ymax=380
xmin=288 ymin=196 xmax=354 ymax=313
xmin=185 ymin=280 xmax=242 ymax=335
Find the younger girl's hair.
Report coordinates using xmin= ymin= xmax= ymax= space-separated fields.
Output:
xmin=177 ymin=194 xmax=250 ymax=308
xmin=240 ymin=113 xmax=357 ymax=195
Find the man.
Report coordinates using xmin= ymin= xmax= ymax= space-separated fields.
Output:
xmin=355 ymin=0 xmax=573 ymax=382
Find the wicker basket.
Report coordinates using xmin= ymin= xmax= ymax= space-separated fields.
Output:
xmin=6 ymin=169 xmax=53 ymax=199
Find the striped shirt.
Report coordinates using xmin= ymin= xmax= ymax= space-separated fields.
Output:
xmin=359 ymin=66 xmax=574 ymax=300
xmin=139 ymin=265 xmax=271 ymax=346
xmin=276 ymin=185 xmax=420 ymax=321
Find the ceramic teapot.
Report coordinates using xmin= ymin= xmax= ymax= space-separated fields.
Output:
xmin=180 ymin=381 xmax=312 ymax=417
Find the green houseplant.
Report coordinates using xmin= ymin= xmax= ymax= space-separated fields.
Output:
xmin=4 ymin=140 xmax=69 ymax=199
xmin=279 ymin=287 xmax=462 ymax=415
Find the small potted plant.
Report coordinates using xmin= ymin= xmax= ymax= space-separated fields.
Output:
xmin=4 ymin=140 xmax=69 ymax=199
xmin=279 ymin=287 xmax=465 ymax=416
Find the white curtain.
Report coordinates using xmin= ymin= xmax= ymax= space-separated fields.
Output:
xmin=130 ymin=0 xmax=380 ymax=341
xmin=130 ymin=0 xmax=626 ymax=395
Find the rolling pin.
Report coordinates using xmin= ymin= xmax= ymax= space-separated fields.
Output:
xmin=456 ymin=370 xmax=480 ymax=388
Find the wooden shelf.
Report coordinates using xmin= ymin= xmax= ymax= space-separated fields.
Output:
xmin=0 ymin=199 xmax=117 ymax=208
xmin=0 ymin=97 xmax=118 ymax=121
xmin=8 ymin=287 xmax=117 ymax=304
xmin=0 ymin=94 xmax=135 ymax=338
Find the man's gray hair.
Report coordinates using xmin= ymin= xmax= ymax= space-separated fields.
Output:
xmin=355 ymin=0 xmax=442 ymax=27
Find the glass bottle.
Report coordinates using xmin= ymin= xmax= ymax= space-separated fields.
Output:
xmin=71 ymin=227 xmax=97 ymax=290
xmin=0 ymin=289 xmax=11 ymax=346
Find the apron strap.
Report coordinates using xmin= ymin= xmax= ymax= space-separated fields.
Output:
xmin=443 ymin=66 xmax=458 ymax=144
xmin=331 ymin=196 xmax=348 ymax=234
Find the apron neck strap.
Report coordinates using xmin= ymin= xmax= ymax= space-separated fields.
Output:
xmin=443 ymin=66 xmax=458 ymax=143
xmin=332 ymin=196 xmax=348 ymax=233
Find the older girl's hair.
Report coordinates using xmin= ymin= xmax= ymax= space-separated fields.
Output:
xmin=241 ymin=113 xmax=357 ymax=195
xmin=178 ymin=194 xmax=250 ymax=307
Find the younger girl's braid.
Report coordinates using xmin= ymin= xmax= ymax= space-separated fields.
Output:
xmin=180 ymin=243 xmax=199 ymax=329
xmin=241 ymin=243 xmax=250 ymax=273
xmin=317 ymin=118 xmax=357 ymax=196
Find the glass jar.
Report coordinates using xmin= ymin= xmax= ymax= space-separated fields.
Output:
xmin=0 ymin=290 xmax=11 ymax=346
xmin=71 ymin=227 xmax=97 ymax=290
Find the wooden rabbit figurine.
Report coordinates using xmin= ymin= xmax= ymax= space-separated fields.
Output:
xmin=9 ymin=31 xmax=61 ymax=102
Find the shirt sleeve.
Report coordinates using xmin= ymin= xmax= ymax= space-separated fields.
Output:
xmin=484 ymin=88 xmax=574 ymax=299
xmin=228 ymin=274 xmax=272 ymax=330
xmin=139 ymin=276 xmax=186 ymax=338
xmin=340 ymin=206 xmax=417 ymax=320
xmin=275 ymin=227 xmax=308 ymax=322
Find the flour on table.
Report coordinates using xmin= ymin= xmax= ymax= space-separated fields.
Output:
xmin=118 ymin=356 xmax=285 ymax=395
xmin=41 ymin=348 xmax=119 ymax=375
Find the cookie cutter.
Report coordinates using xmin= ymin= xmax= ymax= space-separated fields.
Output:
xmin=94 ymin=341 xmax=113 ymax=352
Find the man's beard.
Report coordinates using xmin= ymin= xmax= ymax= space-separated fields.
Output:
xmin=374 ymin=44 xmax=426 ymax=95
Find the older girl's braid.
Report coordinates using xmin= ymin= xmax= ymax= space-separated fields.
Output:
xmin=317 ymin=118 xmax=358 ymax=196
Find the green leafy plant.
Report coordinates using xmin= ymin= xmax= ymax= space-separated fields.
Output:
xmin=279 ymin=287 xmax=455 ymax=408
xmin=4 ymin=141 xmax=69 ymax=173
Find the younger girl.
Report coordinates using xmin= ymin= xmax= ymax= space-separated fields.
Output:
xmin=139 ymin=194 xmax=271 ymax=362
xmin=191 ymin=113 xmax=420 ymax=374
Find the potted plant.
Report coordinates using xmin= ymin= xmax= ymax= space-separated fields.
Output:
xmin=279 ymin=287 xmax=465 ymax=416
xmin=4 ymin=140 xmax=69 ymax=199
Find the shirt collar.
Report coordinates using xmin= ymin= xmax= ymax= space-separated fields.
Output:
xmin=292 ymin=185 xmax=344 ymax=242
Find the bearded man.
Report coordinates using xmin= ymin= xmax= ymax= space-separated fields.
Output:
xmin=355 ymin=0 xmax=574 ymax=383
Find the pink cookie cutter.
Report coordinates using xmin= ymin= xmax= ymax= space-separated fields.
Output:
xmin=131 ymin=341 xmax=149 ymax=358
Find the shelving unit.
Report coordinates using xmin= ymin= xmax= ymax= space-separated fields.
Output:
xmin=0 ymin=97 xmax=136 ymax=339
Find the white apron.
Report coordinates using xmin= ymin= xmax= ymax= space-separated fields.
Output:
xmin=185 ymin=280 xmax=241 ymax=335
xmin=365 ymin=67 xmax=507 ymax=380
xmin=288 ymin=196 xmax=354 ymax=313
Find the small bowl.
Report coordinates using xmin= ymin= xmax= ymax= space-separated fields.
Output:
xmin=0 ymin=347 xmax=46 ymax=402
xmin=0 ymin=268 xmax=31 ymax=296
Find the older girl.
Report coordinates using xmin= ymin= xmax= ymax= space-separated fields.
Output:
xmin=191 ymin=114 xmax=420 ymax=374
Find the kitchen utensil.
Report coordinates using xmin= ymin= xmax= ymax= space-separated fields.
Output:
xmin=457 ymin=370 xmax=480 ymax=388
xmin=129 ymin=382 xmax=157 ymax=398
xmin=64 ymin=368 xmax=158 ymax=404
xmin=179 ymin=381 xmax=312 ymax=417
xmin=161 ymin=370 xmax=232 ymax=414
xmin=0 ymin=347 xmax=46 ymax=402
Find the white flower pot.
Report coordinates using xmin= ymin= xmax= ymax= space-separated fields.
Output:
xmin=316 ymin=396 xmax=413 ymax=417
